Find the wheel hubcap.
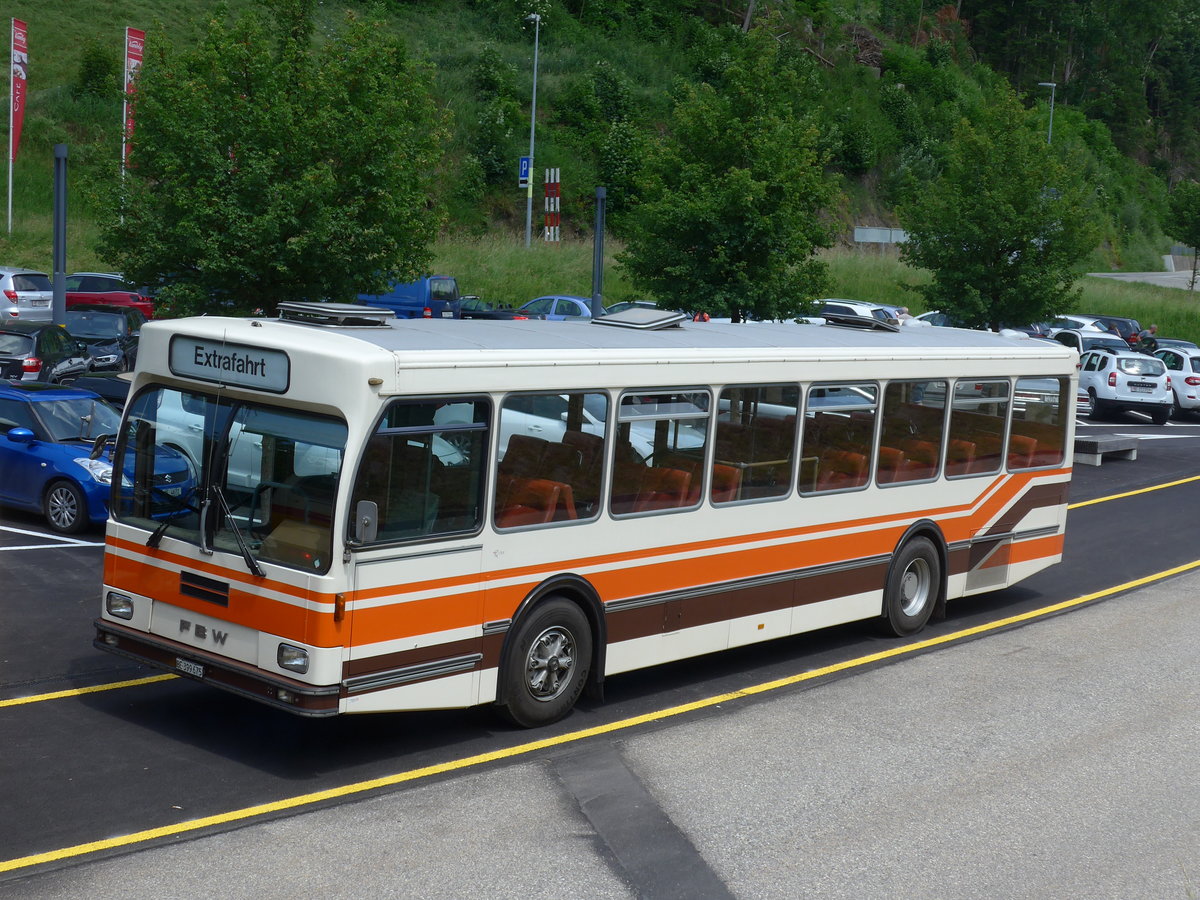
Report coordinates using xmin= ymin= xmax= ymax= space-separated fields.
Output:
xmin=48 ymin=487 xmax=78 ymax=529
xmin=899 ymin=558 xmax=932 ymax=617
xmin=526 ymin=626 xmax=576 ymax=702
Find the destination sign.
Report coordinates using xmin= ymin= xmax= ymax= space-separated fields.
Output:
xmin=169 ymin=336 xmax=290 ymax=393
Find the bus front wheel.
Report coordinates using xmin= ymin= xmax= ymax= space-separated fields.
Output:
xmin=881 ymin=536 xmax=940 ymax=637
xmin=499 ymin=598 xmax=592 ymax=728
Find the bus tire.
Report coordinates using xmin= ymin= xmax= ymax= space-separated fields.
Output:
xmin=881 ymin=536 xmax=940 ymax=637
xmin=499 ymin=598 xmax=592 ymax=728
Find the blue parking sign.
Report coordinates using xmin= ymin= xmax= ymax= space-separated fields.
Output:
xmin=518 ymin=156 xmax=531 ymax=189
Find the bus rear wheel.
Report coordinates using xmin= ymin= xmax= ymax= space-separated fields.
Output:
xmin=881 ymin=536 xmax=940 ymax=636
xmin=499 ymin=598 xmax=592 ymax=728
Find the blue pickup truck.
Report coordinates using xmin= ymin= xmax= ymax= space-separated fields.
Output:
xmin=358 ymin=275 xmax=462 ymax=319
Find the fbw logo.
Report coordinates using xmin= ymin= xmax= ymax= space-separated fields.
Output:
xmin=179 ymin=619 xmax=229 ymax=646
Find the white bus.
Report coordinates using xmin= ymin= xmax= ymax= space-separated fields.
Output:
xmin=94 ymin=304 xmax=1076 ymax=727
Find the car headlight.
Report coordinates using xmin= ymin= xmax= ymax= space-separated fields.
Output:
xmin=277 ymin=643 xmax=309 ymax=674
xmin=75 ymin=457 xmax=115 ymax=484
xmin=91 ymin=354 xmax=119 ymax=366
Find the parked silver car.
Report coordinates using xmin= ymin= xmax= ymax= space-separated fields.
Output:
xmin=1 ymin=266 xmax=52 ymax=322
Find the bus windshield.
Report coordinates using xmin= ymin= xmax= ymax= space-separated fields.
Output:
xmin=114 ymin=385 xmax=348 ymax=573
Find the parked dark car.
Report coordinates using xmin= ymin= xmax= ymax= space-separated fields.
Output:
xmin=458 ymin=295 xmax=530 ymax=320
xmin=0 ymin=322 xmax=91 ymax=383
xmin=1087 ymin=314 xmax=1142 ymax=347
xmin=67 ymin=372 xmax=132 ymax=409
xmin=64 ymin=304 xmax=145 ymax=372
xmin=65 ymin=272 xmax=156 ymax=319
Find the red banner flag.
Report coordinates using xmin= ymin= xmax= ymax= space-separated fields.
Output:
xmin=10 ymin=19 xmax=27 ymax=163
xmin=122 ymin=27 xmax=145 ymax=168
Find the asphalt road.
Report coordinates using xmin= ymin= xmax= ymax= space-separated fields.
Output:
xmin=3 ymin=409 xmax=1200 ymax=898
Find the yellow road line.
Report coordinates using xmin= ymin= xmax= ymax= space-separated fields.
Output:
xmin=4 ymin=555 xmax=1200 ymax=875
xmin=1068 ymin=473 xmax=1200 ymax=509
xmin=0 ymin=674 xmax=177 ymax=710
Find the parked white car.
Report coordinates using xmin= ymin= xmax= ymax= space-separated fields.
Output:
xmin=1154 ymin=347 xmax=1200 ymax=417
xmin=0 ymin=266 xmax=52 ymax=322
xmin=1046 ymin=315 xmax=1103 ymax=335
xmin=818 ymin=299 xmax=896 ymax=324
xmin=1078 ymin=347 xmax=1172 ymax=424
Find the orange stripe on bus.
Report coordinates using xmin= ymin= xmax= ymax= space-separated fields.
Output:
xmin=103 ymin=471 xmax=1067 ymax=647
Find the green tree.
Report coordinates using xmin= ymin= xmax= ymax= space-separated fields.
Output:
xmin=618 ymin=26 xmax=838 ymax=320
xmin=897 ymin=90 xmax=1103 ymax=330
xmin=1166 ymin=180 xmax=1200 ymax=291
xmin=96 ymin=0 xmax=446 ymax=315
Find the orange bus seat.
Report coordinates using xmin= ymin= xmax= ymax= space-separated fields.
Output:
xmin=633 ymin=467 xmax=692 ymax=512
xmin=876 ymin=446 xmax=905 ymax=482
xmin=1007 ymin=434 xmax=1037 ymax=468
xmin=816 ymin=450 xmax=867 ymax=490
xmin=496 ymin=478 xmax=570 ymax=528
xmin=711 ymin=463 xmax=743 ymax=503
xmin=946 ymin=439 xmax=976 ymax=477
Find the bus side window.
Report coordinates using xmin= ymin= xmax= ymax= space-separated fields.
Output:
xmin=352 ymin=398 xmax=489 ymax=543
xmin=947 ymin=380 xmax=1009 ymax=477
xmin=877 ymin=380 xmax=947 ymax=485
xmin=800 ymin=383 xmax=877 ymax=494
xmin=713 ymin=384 xmax=799 ymax=503
xmin=610 ymin=390 xmax=710 ymax=516
xmin=494 ymin=391 xmax=608 ymax=529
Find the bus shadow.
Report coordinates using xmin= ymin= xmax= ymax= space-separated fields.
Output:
xmin=75 ymin=584 xmax=1053 ymax=783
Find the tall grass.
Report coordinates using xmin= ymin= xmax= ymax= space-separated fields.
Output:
xmin=432 ymin=235 xmax=1200 ymax=344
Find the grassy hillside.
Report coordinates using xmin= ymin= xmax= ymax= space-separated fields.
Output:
xmin=4 ymin=0 xmax=1191 ymax=336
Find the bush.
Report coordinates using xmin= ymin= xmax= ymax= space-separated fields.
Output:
xmin=73 ymin=40 xmax=120 ymax=100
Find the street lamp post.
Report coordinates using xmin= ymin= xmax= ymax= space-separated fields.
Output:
xmin=1038 ymin=81 xmax=1056 ymax=144
xmin=524 ymin=13 xmax=541 ymax=249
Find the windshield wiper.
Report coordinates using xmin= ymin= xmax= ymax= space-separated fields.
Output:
xmin=209 ymin=483 xmax=263 ymax=577
xmin=145 ymin=484 xmax=203 ymax=549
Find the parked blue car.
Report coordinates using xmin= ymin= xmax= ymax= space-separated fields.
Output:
xmin=358 ymin=275 xmax=462 ymax=319
xmin=0 ymin=382 xmax=193 ymax=533
xmin=519 ymin=294 xmax=596 ymax=320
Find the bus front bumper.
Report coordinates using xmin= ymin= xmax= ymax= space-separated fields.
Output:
xmin=94 ymin=620 xmax=342 ymax=717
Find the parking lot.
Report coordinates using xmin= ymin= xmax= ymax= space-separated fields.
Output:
xmin=3 ymin=407 xmax=1200 ymax=896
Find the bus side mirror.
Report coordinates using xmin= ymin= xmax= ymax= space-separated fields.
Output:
xmin=354 ymin=500 xmax=378 ymax=543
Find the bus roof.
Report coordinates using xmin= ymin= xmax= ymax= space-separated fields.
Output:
xmin=146 ymin=315 xmax=1076 ymax=362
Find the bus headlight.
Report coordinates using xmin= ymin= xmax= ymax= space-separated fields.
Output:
xmin=277 ymin=643 xmax=309 ymax=674
xmin=106 ymin=591 xmax=134 ymax=619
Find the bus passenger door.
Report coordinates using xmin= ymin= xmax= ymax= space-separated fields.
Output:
xmin=345 ymin=548 xmax=484 ymax=714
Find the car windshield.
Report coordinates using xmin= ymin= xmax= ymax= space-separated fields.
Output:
xmin=1117 ymin=358 xmax=1165 ymax=376
xmin=114 ymin=385 xmax=348 ymax=573
xmin=0 ymin=333 xmax=34 ymax=355
xmin=66 ymin=312 xmax=123 ymax=338
xmin=34 ymin=395 xmax=122 ymax=441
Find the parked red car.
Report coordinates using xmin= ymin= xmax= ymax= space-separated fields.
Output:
xmin=65 ymin=272 xmax=154 ymax=319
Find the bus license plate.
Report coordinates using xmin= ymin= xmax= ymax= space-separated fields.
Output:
xmin=1129 ymin=382 xmax=1154 ymax=393
xmin=176 ymin=658 xmax=204 ymax=678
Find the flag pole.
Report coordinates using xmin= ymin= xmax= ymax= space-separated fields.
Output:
xmin=8 ymin=18 xmax=14 ymax=233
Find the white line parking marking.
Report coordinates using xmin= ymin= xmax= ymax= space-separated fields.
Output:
xmin=0 ymin=524 xmax=104 ymax=549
